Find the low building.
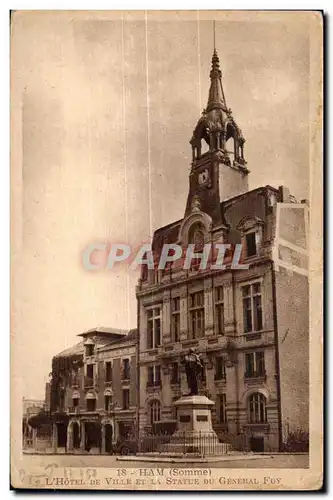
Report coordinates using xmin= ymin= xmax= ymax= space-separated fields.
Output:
xmin=50 ymin=327 xmax=137 ymax=453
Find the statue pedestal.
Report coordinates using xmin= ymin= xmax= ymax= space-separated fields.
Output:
xmin=173 ymin=395 xmax=217 ymax=438
xmin=158 ymin=395 xmax=231 ymax=456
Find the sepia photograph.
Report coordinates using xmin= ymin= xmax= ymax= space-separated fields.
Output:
xmin=10 ymin=10 xmax=323 ymax=491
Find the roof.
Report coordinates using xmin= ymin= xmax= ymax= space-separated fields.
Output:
xmin=78 ymin=326 xmax=128 ymax=337
xmin=98 ymin=328 xmax=137 ymax=352
xmin=54 ymin=341 xmax=84 ymax=359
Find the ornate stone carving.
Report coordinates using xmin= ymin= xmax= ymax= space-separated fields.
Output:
xmin=191 ymin=195 xmax=202 ymax=212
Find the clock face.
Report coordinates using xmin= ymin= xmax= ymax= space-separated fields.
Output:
xmin=198 ymin=168 xmax=210 ymax=186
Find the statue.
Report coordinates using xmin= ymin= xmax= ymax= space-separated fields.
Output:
xmin=181 ymin=349 xmax=205 ymax=396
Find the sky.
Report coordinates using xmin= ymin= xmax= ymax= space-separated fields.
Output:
xmin=11 ymin=11 xmax=311 ymax=399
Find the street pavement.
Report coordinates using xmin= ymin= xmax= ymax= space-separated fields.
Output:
xmin=19 ymin=453 xmax=309 ymax=469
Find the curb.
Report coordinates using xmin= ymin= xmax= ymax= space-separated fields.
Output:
xmin=116 ymin=454 xmax=275 ymax=463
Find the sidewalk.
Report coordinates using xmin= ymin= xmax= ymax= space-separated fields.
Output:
xmin=116 ymin=453 xmax=275 ymax=464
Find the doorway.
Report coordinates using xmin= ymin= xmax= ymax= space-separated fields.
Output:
xmin=249 ymin=436 xmax=264 ymax=452
xmin=85 ymin=422 xmax=101 ymax=452
xmin=105 ymin=424 xmax=113 ymax=453
xmin=73 ymin=422 xmax=80 ymax=449
xmin=57 ymin=423 xmax=67 ymax=448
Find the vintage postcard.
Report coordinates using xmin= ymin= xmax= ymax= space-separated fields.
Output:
xmin=11 ymin=10 xmax=323 ymax=491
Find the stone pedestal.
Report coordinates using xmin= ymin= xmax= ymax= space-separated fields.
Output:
xmin=159 ymin=395 xmax=231 ymax=456
xmin=173 ymin=395 xmax=217 ymax=438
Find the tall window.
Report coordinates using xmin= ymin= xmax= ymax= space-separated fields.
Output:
xmin=215 ymin=356 xmax=226 ymax=380
xmin=147 ymin=365 xmax=161 ymax=387
xmin=104 ymin=394 xmax=112 ymax=411
xmin=245 ymin=352 xmax=265 ymax=378
xmin=171 ymin=362 xmax=179 ymax=385
xmin=86 ymin=397 xmax=96 ymax=412
xmin=122 ymin=389 xmax=130 ymax=410
xmin=147 ymin=308 xmax=161 ymax=349
xmin=72 ymin=397 xmax=79 ymax=408
xmin=245 ymin=232 xmax=257 ymax=257
xmin=189 ymin=291 xmax=205 ymax=338
xmin=171 ymin=297 xmax=180 ymax=342
xmin=149 ymin=400 xmax=161 ymax=425
xmin=215 ymin=286 xmax=224 ymax=335
xmin=248 ymin=393 xmax=266 ymax=424
xmin=242 ymin=283 xmax=263 ymax=333
xmin=105 ymin=361 xmax=112 ymax=382
xmin=218 ymin=394 xmax=227 ymax=424
xmin=122 ymin=359 xmax=130 ymax=380
xmin=85 ymin=364 xmax=94 ymax=387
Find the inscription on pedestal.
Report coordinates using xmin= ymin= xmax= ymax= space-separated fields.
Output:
xmin=179 ymin=415 xmax=191 ymax=423
xmin=196 ymin=415 xmax=208 ymax=422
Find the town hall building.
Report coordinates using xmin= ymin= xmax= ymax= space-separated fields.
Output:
xmin=136 ymin=48 xmax=309 ymax=452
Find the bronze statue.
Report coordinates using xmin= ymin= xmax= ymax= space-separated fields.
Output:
xmin=181 ymin=348 xmax=205 ymax=395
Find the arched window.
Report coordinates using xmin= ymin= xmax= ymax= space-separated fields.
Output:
xmin=149 ymin=400 xmax=161 ymax=426
xmin=248 ymin=393 xmax=266 ymax=424
xmin=189 ymin=223 xmax=205 ymax=251
xmin=225 ymin=123 xmax=237 ymax=158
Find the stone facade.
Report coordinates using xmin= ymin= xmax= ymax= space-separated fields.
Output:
xmin=50 ymin=327 xmax=137 ymax=453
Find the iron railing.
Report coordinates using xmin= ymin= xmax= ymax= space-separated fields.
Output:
xmin=137 ymin=432 xmax=231 ymax=456
xmin=84 ymin=377 xmax=94 ymax=388
xmin=244 ymin=371 xmax=266 ymax=379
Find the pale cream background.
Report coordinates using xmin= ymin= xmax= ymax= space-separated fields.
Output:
xmin=11 ymin=11 xmax=312 ymax=401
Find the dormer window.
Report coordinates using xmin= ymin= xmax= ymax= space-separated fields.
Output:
xmin=245 ymin=232 xmax=257 ymax=257
xmin=236 ymin=216 xmax=264 ymax=260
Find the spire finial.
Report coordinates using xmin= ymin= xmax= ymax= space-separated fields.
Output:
xmin=206 ymin=25 xmax=227 ymax=112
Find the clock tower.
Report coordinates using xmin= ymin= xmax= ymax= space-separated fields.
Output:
xmin=184 ymin=48 xmax=249 ymax=227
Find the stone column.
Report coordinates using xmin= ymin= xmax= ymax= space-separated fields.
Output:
xmin=204 ymin=277 xmax=214 ymax=337
xmin=80 ymin=421 xmax=85 ymax=451
xmin=179 ymin=286 xmax=188 ymax=341
xmin=52 ymin=423 xmax=57 ymax=453
xmin=161 ymin=363 xmax=172 ymax=410
xmin=114 ymin=421 xmax=119 ymax=443
xmin=101 ymin=424 xmax=106 ymax=454
xmin=223 ymin=279 xmax=236 ymax=335
xmin=139 ymin=302 xmax=147 ymax=351
xmin=67 ymin=422 xmax=73 ymax=452
xmin=162 ymin=291 xmax=171 ymax=344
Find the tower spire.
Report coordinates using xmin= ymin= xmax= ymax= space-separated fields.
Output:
xmin=206 ymin=39 xmax=227 ymax=113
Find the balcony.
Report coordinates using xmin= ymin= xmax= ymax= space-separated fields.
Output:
xmin=146 ymin=381 xmax=161 ymax=391
xmin=67 ymin=407 xmax=80 ymax=415
xmin=84 ymin=377 xmax=94 ymax=389
xmin=244 ymin=371 xmax=266 ymax=383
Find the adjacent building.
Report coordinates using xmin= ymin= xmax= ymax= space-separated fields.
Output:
xmin=50 ymin=327 xmax=137 ymax=453
xmin=136 ymin=49 xmax=309 ymax=452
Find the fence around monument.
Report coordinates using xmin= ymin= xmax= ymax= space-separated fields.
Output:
xmin=137 ymin=432 xmax=231 ymax=456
